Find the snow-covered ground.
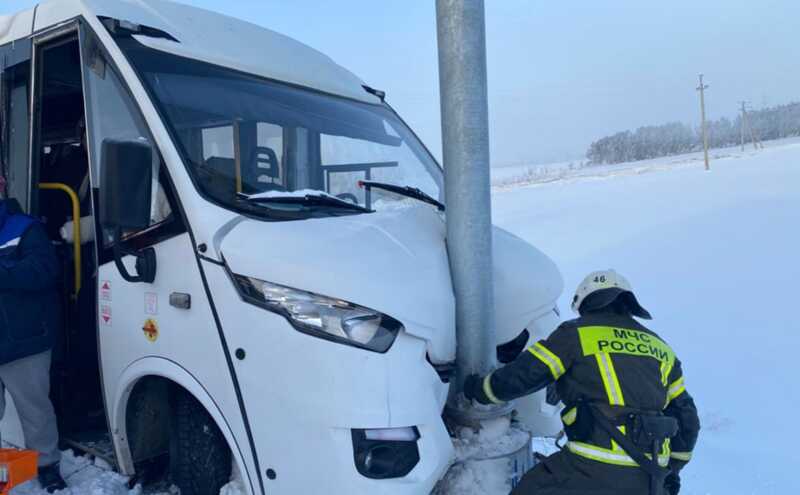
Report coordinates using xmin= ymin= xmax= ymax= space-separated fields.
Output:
xmin=8 ymin=450 xmax=246 ymax=495
xmin=11 ymin=138 xmax=799 ymax=494
xmin=493 ymin=138 xmax=800 ymax=494
xmin=491 ymin=136 xmax=800 ymax=191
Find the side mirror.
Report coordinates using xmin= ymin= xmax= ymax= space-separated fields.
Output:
xmin=100 ymin=139 xmax=153 ymax=229
xmin=100 ymin=139 xmax=157 ymax=284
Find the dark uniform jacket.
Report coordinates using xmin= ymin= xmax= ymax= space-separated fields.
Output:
xmin=0 ymin=199 xmax=62 ymax=365
xmin=479 ymin=309 xmax=700 ymax=471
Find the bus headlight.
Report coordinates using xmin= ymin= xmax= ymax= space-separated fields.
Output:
xmin=233 ymin=275 xmax=402 ymax=353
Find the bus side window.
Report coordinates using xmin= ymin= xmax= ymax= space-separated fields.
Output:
xmin=0 ymin=40 xmax=33 ymax=210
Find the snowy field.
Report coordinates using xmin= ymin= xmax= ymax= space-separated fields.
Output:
xmin=493 ymin=138 xmax=800 ymax=494
xmin=10 ymin=139 xmax=799 ymax=494
xmin=491 ymin=136 xmax=800 ymax=190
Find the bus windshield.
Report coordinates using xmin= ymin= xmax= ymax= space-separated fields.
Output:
xmin=119 ymin=41 xmax=443 ymax=218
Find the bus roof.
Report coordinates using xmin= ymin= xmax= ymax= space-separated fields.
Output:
xmin=0 ymin=0 xmax=379 ymax=103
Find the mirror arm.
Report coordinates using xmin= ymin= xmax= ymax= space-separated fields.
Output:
xmin=112 ymin=241 xmax=143 ymax=283
xmin=111 ymin=227 xmax=157 ymax=284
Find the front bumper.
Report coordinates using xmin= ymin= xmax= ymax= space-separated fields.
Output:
xmin=241 ymin=326 xmax=453 ymax=493
xmin=205 ymin=263 xmax=454 ymax=494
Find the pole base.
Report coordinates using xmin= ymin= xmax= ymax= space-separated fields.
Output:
xmin=444 ymin=399 xmax=515 ymax=428
xmin=434 ymin=418 xmax=533 ymax=494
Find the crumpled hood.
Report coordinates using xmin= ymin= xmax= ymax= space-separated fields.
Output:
xmin=219 ymin=205 xmax=456 ymax=362
xmin=218 ymin=206 xmax=563 ymax=362
xmin=492 ymin=228 xmax=563 ymax=345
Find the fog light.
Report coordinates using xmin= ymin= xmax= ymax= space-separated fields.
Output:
xmin=364 ymin=427 xmax=420 ymax=442
xmin=352 ymin=427 xmax=420 ymax=479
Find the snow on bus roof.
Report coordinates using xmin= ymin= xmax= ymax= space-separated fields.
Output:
xmin=0 ymin=8 xmax=36 ymax=45
xmin=1 ymin=0 xmax=380 ymax=104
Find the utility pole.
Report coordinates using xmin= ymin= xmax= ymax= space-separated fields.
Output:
xmin=739 ymin=101 xmax=764 ymax=151
xmin=739 ymin=101 xmax=763 ymax=151
xmin=436 ymin=6 xmax=534 ymax=489
xmin=437 ymin=0 xmax=505 ymax=421
xmin=739 ymin=101 xmax=746 ymax=151
xmin=697 ymin=74 xmax=710 ymax=170
xmin=753 ymin=123 xmax=763 ymax=149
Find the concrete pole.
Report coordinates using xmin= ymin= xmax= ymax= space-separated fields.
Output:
xmin=697 ymin=74 xmax=710 ymax=171
xmin=436 ymin=0 xmax=500 ymax=418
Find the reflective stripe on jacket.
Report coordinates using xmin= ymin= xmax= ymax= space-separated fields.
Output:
xmin=480 ymin=309 xmax=700 ymax=469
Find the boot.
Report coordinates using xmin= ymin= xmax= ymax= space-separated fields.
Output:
xmin=38 ymin=462 xmax=67 ymax=493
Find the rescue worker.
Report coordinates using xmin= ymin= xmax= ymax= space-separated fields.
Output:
xmin=0 ymin=188 xmax=67 ymax=492
xmin=465 ymin=270 xmax=700 ymax=495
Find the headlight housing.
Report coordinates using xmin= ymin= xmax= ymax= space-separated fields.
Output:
xmin=233 ymin=274 xmax=402 ymax=353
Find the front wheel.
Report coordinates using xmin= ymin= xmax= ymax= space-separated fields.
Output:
xmin=169 ymin=389 xmax=232 ymax=495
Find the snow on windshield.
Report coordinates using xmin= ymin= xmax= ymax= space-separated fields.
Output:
xmin=244 ymin=189 xmax=336 ymax=200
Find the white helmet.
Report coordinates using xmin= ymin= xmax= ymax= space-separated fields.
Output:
xmin=571 ymin=269 xmax=652 ymax=319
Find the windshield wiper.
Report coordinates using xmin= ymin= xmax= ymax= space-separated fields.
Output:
xmin=359 ymin=181 xmax=445 ymax=211
xmin=239 ymin=193 xmax=373 ymax=213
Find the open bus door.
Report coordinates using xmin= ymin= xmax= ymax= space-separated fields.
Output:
xmin=0 ymin=35 xmax=34 ymax=450
xmin=1 ymin=24 xmax=115 ymax=464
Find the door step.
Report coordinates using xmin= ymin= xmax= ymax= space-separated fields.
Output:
xmin=61 ymin=429 xmax=117 ymax=469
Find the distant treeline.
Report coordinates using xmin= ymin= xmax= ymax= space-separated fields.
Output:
xmin=586 ymin=102 xmax=800 ymax=164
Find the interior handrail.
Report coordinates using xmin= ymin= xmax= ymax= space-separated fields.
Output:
xmin=38 ymin=183 xmax=81 ymax=298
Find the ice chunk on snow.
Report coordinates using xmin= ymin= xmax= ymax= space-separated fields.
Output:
xmin=11 ymin=450 xmax=132 ymax=495
xmin=219 ymin=480 xmax=247 ymax=495
xmin=435 ymin=458 xmax=511 ymax=495
xmin=11 ymin=450 xmax=170 ymax=495
xmin=218 ymin=457 xmax=247 ymax=495
xmin=93 ymin=457 xmax=113 ymax=471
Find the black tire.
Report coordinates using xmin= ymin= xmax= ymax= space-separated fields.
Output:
xmin=169 ymin=389 xmax=232 ymax=495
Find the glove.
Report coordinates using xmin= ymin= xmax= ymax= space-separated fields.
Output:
xmin=664 ymin=472 xmax=681 ymax=495
xmin=463 ymin=374 xmax=488 ymax=404
xmin=545 ymin=382 xmax=561 ymax=406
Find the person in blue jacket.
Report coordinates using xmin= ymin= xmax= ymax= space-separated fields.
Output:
xmin=0 ymin=193 xmax=66 ymax=492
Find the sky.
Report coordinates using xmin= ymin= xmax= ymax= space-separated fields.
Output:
xmin=3 ymin=0 xmax=800 ymax=166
